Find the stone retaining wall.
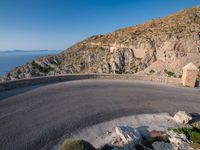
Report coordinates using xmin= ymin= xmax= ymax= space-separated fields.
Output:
xmin=0 ymin=74 xmax=182 ymax=91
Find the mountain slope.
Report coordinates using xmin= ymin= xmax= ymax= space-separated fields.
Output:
xmin=1 ymin=6 xmax=200 ymax=81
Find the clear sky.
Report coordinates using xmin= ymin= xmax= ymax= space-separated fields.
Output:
xmin=0 ymin=0 xmax=199 ymax=51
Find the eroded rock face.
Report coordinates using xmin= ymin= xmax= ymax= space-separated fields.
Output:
xmin=1 ymin=6 xmax=200 ymax=81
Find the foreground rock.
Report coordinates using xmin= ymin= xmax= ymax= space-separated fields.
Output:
xmin=111 ymin=127 xmax=195 ymax=150
xmin=148 ymin=130 xmax=169 ymax=142
xmin=2 ymin=6 xmax=200 ymax=81
xmin=173 ymin=111 xmax=192 ymax=124
xmin=98 ymin=144 xmax=115 ymax=150
xmin=115 ymin=126 xmax=142 ymax=145
xmin=141 ymin=130 xmax=169 ymax=148
xmin=57 ymin=112 xmax=199 ymax=150
xmin=167 ymin=130 xmax=194 ymax=150
xmin=152 ymin=141 xmax=173 ymax=150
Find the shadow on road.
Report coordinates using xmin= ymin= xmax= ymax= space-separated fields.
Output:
xmin=195 ymin=80 xmax=200 ymax=87
xmin=190 ymin=113 xmax=200 ymax=124
xmin=0 ymin=84 xmax=48 ymax=100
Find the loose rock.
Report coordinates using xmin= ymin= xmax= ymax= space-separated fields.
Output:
xmin=173 ymin=111 xmax=192 ymax=124
xmin=167 ymin=130 xmax=194 ymax=150
xmin=148 ymin=130 xmax=169 ymax=142
xmin=115 ymin=126 xmax=142 ymax=145
xmin=152 ymin=141 xmax=173 ymax=150
xmin=99 ymin=144 xmax=115 ymax=150
xmin=142 ymin=130 xmax=169 ymax=148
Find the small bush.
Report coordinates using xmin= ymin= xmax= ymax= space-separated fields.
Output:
xmin=173 ymin=127 xmax=200 ymax=144
xmin=31 ymin=61 xmax=54 ymax=74
xmin=149 ymin=70 xmax=155 ymax=74
xmin=51 ymin=61 xmax=62 ymax=66
xmin=59 ymin=139 xmax=96 ymax=150
xmin=164 ymin=69 xmax=176 ymax=77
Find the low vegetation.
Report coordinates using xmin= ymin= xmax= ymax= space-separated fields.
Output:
xmin=31 ymin=61 xmax=54 ymax=74
xmin=173 ymin=127 xmax=200 ymax=149
xmin=164 ymin=69 xmax=176 ymax=77
xmin=59 ymin=139 xmax=96 ymax=150
xmin=149 ymin=69 xmax=155 ymax=74
xmin=51 ymin=61 xmax=62 ymax=66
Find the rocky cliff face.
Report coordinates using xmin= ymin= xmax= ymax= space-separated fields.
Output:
xmin=1 ymin=6 xmax=200 ymax=81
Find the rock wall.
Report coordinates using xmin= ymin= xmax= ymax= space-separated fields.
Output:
xmin=0 ymin=74 xmax=182 ymax=91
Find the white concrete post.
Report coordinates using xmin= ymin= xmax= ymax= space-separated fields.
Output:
xmin=182 ymin=62 xmax=198 ymax=87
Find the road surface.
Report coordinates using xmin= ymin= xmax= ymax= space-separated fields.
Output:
xmin=0 ymin=79 xmax=199 ymax=150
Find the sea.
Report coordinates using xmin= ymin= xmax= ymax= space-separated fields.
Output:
xmin=0 ymin=50 xmax=62 ymax=77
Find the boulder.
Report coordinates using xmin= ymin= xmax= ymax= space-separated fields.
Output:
xmin=135 ymin=144 xmax=153 ymax=150
xmin=120 ymin=145 xmax=136 ymax=150
xmin=173 ymin=111 xmax=192 ymax=124
xmin=152 ymin=141 xmax=173 ymax=150
xmin=99 ymin=144 xmax=115 ymax=150
xmin=182 ymin=62 xmax=198 ymax=87
xmin=167 ymin=130 xmax=194 ymax=150
xmin=142 ymin=130 xmax=169 ymax=148
xmin=115 ymin=126 xmax=142 ymax=145
xmin=148 ymin=130 xmax=169 ymax=142
xmin=134 ymin=144 xmax=144 ymax=150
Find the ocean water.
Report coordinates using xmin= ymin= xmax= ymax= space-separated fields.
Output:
xmin=0 ymin=51 xmax=62 ymax=77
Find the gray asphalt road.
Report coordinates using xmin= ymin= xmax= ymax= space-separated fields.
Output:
xmin=0 ymin=79 xmax=199 ymax=150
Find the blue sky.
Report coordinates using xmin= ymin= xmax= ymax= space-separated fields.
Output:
xmin=0 ymin=0 xmax=199 ymax=51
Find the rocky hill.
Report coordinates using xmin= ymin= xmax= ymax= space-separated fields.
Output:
xmin=1 ymin=6 xmax=200 ymax=81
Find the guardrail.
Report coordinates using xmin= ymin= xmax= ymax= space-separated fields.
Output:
xmin=0 ymin=74 xmax=182 ymax=91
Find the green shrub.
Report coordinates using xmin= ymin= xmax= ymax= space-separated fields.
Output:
xmin=164 ymin=69 xmax=176 ymax=77
xmin=59 ymin=139 xmax=96 ymax=150
xmin=51 ymin=61 xmax=62 ymax=66
xmin=173 ymin=127 xmax=200 ymax=144
xmin=149 ymin=70 xmax=155 ymax=74
xmin=31 ymin=61 xmax=54 ymax=74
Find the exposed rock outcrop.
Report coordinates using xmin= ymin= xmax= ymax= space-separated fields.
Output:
xmin=1 ymin=6 xmax=200 ymax=81
xmin=167 ymin=130 xmax=194 ymax=150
